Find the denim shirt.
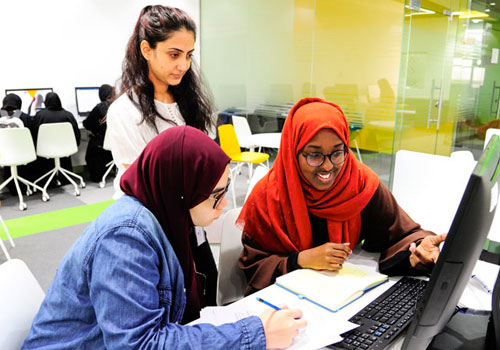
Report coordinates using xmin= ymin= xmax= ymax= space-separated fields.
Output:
xmin=22 ymin=195 xmax=266 ymax=350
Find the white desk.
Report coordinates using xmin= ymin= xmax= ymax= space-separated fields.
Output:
xmin=196 ymin=247 xmax=494 ymax=350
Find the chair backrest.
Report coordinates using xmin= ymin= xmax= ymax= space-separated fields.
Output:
xmin=0 ymin=259 xmax=45 ymax=350
xmin=485 ymin=128 xmax=500 ymax=149
xmin=450 ymin=150 xmax=475 ymax=162
xmin=0 ymin=128 xmax=37 ymax=166
xmin=244 ymin=165 xmax=268 ymax=202
xmin=216 ymin=207 xmax=247 ymax=306
xmin=36 ymin=122 xmax=78 ymax=158
xmin=103 ymin=127 xmax=112 ymax=151
xmin=218 ymin=124 xmax=242 ymax=159
xmin=232 ymin=116 xmax=255 ymax=149
xmin=392 ymin=150 xmax=476 ymax=234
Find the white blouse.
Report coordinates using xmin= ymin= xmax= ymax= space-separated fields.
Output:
xmin=107 ymin=93 xmax=185 ymax=199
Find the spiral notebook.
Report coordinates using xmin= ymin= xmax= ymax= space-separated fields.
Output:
xmin=275 ymin=262 xmax=388 ymax=313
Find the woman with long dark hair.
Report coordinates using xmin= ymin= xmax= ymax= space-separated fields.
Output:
xmin=107 ymin=5 xmax=214 ymax=199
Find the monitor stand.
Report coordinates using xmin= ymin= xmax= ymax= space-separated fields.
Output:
xmin=428 ymin=249 xmax=500 ymax=350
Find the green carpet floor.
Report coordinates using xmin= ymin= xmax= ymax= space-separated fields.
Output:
xmin=0 ymin=200 xmax=114 ymax=240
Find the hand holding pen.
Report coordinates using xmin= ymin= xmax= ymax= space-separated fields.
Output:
xmin=257 ymin=297 xmax=307 ymax=349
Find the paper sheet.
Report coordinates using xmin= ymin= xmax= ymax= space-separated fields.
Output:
xmin=194 ymin=248 xmax=398 ymax=349
xmin=197 ymin=284 xmax=358 ymax=350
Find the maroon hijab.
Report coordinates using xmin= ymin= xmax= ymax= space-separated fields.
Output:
xmin=121 ymin=126 xmax=230 ymax=323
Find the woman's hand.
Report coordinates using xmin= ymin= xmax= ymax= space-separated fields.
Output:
xmin=409 ymin=234 xmax=447 ymax=270
xmin=297 ymin=243 xmax=352 ymax=271
xmin=259 ymin=306 xmax=307 ymax=349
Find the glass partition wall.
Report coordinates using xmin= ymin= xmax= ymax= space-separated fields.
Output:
xmin=201 ymin=0 xmax=500 ymax=187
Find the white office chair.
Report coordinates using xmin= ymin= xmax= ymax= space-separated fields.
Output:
xmin=244 ymin=164 xmax=268 ymax=203
xmin=484 ymin=128 xmax=500 ymax=149
xmin=233 ymin=115 xmax=281 ymax=152
xmin=0 ymin=259 xmax=45 ymax=350
xmin=216 ymin=207 xmax=247 ymax=306
xmin=232 ymin=115 xmax=258 ymax=150
xmin=0 ymin=128 xmax=49 ymax=210
xmin=450 ymin=150 xmax=475 ymax=163
xmin=99 ymin=129 xmax=116 ymax=188
xmin=232 ymin=115 xmax=280 ymax=176
xmin=33 ymin=122 xmax=86 ymax=196
xmin=392 ymin=150 xmax=476 ymax=234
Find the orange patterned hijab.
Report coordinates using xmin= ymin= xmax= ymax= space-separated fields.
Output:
xmin=237 ymin=98 xmax=380 ymax=253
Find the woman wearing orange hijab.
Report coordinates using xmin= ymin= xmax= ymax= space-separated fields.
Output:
xmin=237 ymin=98 xmax=446 ymax=293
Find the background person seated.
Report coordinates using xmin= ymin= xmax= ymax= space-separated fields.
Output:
xmin=0 ymin=93 xmax=30 ymax=129
xmin=237 ymin=98 xmax=446 ymax=294
xmin=31 ymin=92 xmax=81 ymax=187
xmin=0 ymin=94 xmax=35 ymax=195
xmin=83 ymin=84 xmax=114 ymax=182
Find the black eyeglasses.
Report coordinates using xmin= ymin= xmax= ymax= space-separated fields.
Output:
xmin=210 ymin=178 xmax=231 ymax=209
xmin=300 ymin=147 xmax=349 ymax=167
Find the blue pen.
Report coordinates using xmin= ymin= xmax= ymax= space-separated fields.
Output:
xmin=256 ymin=297 xmax=281 ymax=310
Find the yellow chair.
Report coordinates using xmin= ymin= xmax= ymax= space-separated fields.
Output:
xmin=218 ymin=124 xmax=269 ymax=207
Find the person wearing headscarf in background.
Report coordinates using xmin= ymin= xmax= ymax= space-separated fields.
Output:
xmin=83 ymin=84 xmax=115 ymax=182
xmin=237 ymin=97 xmax=447 ymax=294
xmin=0 ymin=93 xmax=30 ymax=129
xmin=22 ymin=126 xmax=306 ymax=350
xmin=31 ymin=92 xmax=81 ymax=186
xmin=0 ymin=94 xmax=34 ymax=195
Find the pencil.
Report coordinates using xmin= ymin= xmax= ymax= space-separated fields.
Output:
xmin=256 ymin=297 xmax=281 ymax=310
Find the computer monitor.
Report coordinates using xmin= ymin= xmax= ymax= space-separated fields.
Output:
xmin=75 ymin=87 xmax=100 ymax=116
xmin=402 ymin=135 xmax=500 ymax=349
xmin=4 ymin=88 xmax=53 ymax=114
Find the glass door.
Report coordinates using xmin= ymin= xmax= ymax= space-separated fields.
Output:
xmin=451 ymin=0 xmax=500 ymax=159
xmin=394 ymin=0 xmax=461 ymax=156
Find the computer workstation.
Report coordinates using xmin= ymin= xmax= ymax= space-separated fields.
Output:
xmin=74 ymin=86 xmax=100 ymax=127
xmin=198 ymin=135 xmax=500 ymax=350
xmin=4 ymin=88 xmax=53 ymax=115
xmin=331 ymin=135 xmax=500 ymax=349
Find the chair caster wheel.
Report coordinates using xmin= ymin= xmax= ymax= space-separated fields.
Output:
xmin=99 ymin=182 xmax=105 ymax=188
xmin=81 ymin=182 xmax=86 ymax=189
xmin=42 ymin=195 xmax=50 ymax=202
xmin=75 ymin=190 xmax=81 ymax=196
xmin=19 ymin=203 xmax=27 ymax=211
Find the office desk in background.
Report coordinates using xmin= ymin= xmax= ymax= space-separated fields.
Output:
xmin=194 ymin=248 xmax=494 ymax=350
xmin=72 ymin=116 xmax=89 ymax=168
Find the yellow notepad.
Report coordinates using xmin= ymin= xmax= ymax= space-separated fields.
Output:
xmin=275 ymin=262 xmax=388 ymax=312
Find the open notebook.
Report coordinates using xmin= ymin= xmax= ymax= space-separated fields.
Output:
xmin=275 ymin=262 xmax=388 ymax=313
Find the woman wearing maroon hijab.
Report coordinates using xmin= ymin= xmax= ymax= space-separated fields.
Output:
xmin=23 ymin=126 xmax=306 ymax=350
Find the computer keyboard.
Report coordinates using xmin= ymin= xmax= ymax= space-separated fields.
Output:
xmin=330 ymin=276 xmax=428 ymax=350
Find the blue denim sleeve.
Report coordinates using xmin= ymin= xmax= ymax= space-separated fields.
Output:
xmin=89 ymin=225 xmax=266 ymax=350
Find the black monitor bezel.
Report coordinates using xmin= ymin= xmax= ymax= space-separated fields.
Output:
xmin=402 ymin=135 xmax=500 ymax=349
xmin=4 ymin=88 xmax=54 ymax=114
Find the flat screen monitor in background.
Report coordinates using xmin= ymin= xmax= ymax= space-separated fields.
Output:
xmin=75 ymin=87 xmax=100 ymax=116
xmin=4 ymin=88 xmax=53 ymax=115
xmin=402 ymin=135 xmax=500 ymax=349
